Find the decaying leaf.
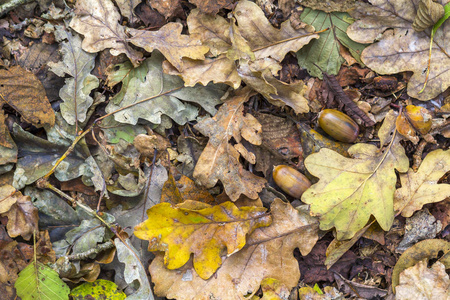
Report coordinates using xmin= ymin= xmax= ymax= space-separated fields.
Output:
xmin=188 ymin=0 xmax=235 ymax=14
xmin=193 ymin=87 xmax=266 ymax=201
xmin=115 ymin=0 xmax=140 ymax=24
xmin=163 ymin=55 xmax=242 ymax=89
xmin=347 ymin=0 xmax=450 ymax=100
xmin=150 ymin=199 xmax=319 ymax=299
xmin=302 ymin=110 xmax=409 ymax=240
xmin=70 ymin=0 xmax=143 ymax=66
xmin=0 ymin=65 xmax=55 ymax=131
xmin=395 ymin=260 xmax=450 ymax=299
xmin=1 ymin=189 xmax=38 ymax=240
xmin=69 ymin=279 xmax=126 ymax=300
xmin=237 ymin=60 xmax=310 ymax=114
xmin=392 ymin=239 xmax=450 ymax=289
xmin=48 ymin=29 xmax=98 ymax=125
xmin=106 ymin=52 xmax=226 ymax=125
xmin=115 ymin=238 xmax=154 ymax=300
xmin=394 ymin=149 xmax=450 ymax=217
xmin=134 ymin=200 xmax=271 ymax=279
xmin=300 ymin=0 xmax=357 ymax=12
xmin=297 ymin=8 xmax=366 ymax=79
xmin=127 ymin=23 xmax=209 ymax=72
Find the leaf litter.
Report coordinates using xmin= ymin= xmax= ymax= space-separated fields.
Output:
xmin=0 ymin=0 xmax=449 ymax=299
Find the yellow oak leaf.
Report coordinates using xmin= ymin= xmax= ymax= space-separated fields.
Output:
xmin=134 ymin=200 xmax=271 ymax=280
xmin=149 ymin=199 xmax=318 ymax=299
xmin=302 ymin=110 xmax=409 ymax=240
xmin=394 ymin=149 xmax=450 ymax=217
xmin=192 ymin=87 xmax=266 ymax=201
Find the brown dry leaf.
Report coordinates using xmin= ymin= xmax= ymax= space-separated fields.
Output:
xmin=0 ymin=65 xmax=55 ymax=129
xmin=149 ymin=0 xmax=182 ymax=18
xmin=0 ymin=111 xmax=14 ymax=149
xmin=234 ymin=0 xmax=317 ymax=61
xmin=0 ymin=184 xmax=18 ymax=214
xmin=0 ymin=236 xmax=33 ymax=300
xmin=394 ymin=149 xmax=450 ymax=217
xmin=163 ymin=55 xmax=241 ymax=89
xmin=1 ymin=191 xmax=38 ymax=240
xmin=150 ymin=199 xmax=319 ymax=299
xmin=127 ymin=23 xmax=209 ymax=72
xmin=70 ymin=0 xmax=143 ymax=67
xmin=166 ymin=0 xmax=319 ymax=112
xmin=301 ymin=0 xmax=356 ymax=12
xmin=392 ymin=239 xmax=450 ymax=289
xmin=188 ymin=0 xmax=235 ymax=14
xmin=161 ymin=172 xmax=216 ymax=205
xmin=134 ymin=200 xmax=271 ymax=279
xmin=193 ymin=87 xmax=266 ymax=201
xmin=395 ymin=260 xmax=450 ymax=299
xmin=115 ymin=0 xmax=141 ymax=24
xmin=187 ymin=9 xmax=231 ymax=56
xmin=238 ymin=60 xmax=310 ymax=114
xmin=347 ymin=0 xmax=450 ymax=100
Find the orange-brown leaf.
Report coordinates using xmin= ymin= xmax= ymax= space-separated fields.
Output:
xmin=193 ymin=87 xmax=266 ymax=201
xmin=0 ymin=66 xmax=55 ymax=129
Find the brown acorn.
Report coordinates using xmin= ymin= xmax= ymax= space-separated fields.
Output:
xmin=272 ymin=165 xmax=311 ymax=198
xmin=318 ymin=109 xmax=360 ymax=143
xmin=404 ymin=105 xmax=432 ymax=134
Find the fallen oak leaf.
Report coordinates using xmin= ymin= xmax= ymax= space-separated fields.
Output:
xmin=165 ymin=0 xmax=320 ymax=113
xmin=395 ymin=260 xmax=450 ymax=299
xmin=127 ymin=22 xmax=209 ymax=72
xmin=48 ymin=29 xmax=98 ymax=125
xmin=149 ymin=199 xmax=319 ymax=299
xmin=302 ymin=110 xmax=409 ymax=240
xmin=193 ymin=87 xmax=266 ymax=201
xmin=346 ymin=0 xmax=450 ymax=100
xmin=70 ymin=0 xmax=143 ymax=67
xmin=134 ymin=200 xmax=271 ymax=280
xmin=394 ymin=149 xmax=450 ymax=217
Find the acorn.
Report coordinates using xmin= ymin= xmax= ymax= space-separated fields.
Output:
xmin=318 ymin=109 xmax=360 ymax=143
xmin=404 ymin=105 xmax=432 ymax=135
xmin=272 ymin=165 xmax=311 ymax=198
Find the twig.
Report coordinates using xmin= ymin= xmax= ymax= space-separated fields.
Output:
xmin=66 ymin=241 xmax=114 ymax=261
xmin=315 ymin=64 xmax=376 ymax=127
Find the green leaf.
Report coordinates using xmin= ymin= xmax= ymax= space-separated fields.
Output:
xmin=15 ymin=261 xmax=70 ymax=300
xmin=69 ymin=279 xmax=126 ymax=300
xmin=105 ymin=51 xmax=226 ymax=126
xmin=296 ymin=9 xmax=367 ymax=79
